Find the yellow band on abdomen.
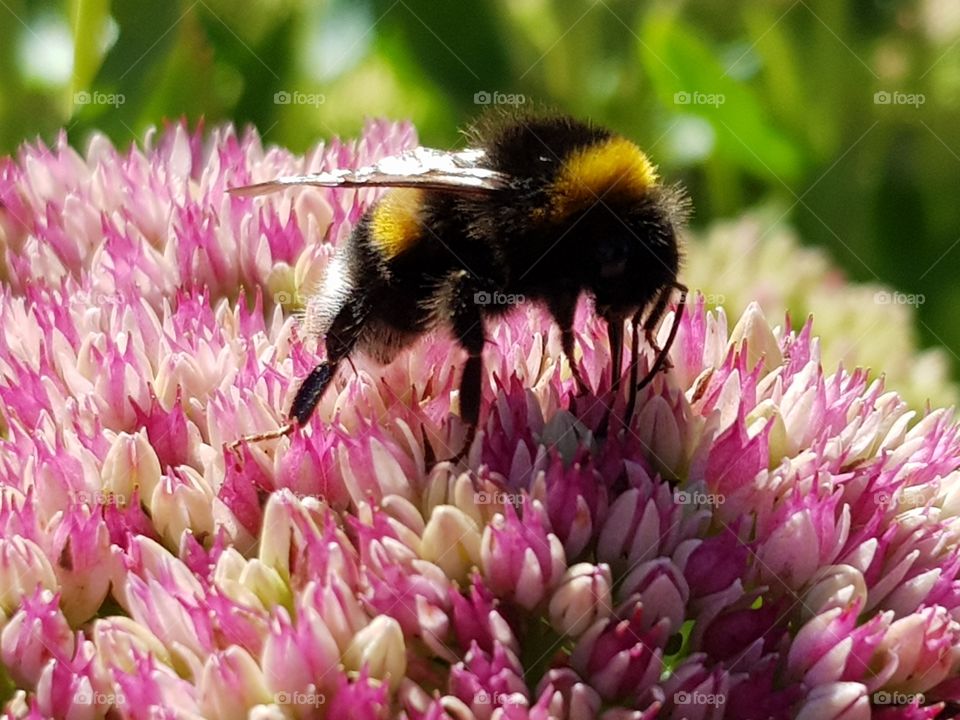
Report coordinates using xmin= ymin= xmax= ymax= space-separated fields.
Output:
xmin=370 ymin=188 xmax=425 ymax=257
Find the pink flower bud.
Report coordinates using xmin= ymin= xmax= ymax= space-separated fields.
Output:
xmin=261 ymin=606 xmax=339 ymax=708
xmin=450 ymin=641 xmax=527 ymax=720
xmin=879 ymin=606 xmax=960 ymax=693
xmin=661 ymin=654 xmax=729 ymax=720
xmin=421 ymin=504 xmax=483 ymax=584
xmin=0 ymin=537 xmax=56 ymax=617
xmin=1 ymin=589 xmax=74 ymax=686
xmin=450 ymin=575 xmax=519 ymax=656
xmin=344 ymin=615 xmax=407 ymax=691
xmin=549 ymin=563 xmax=613 ymax=638
xmin=533 ymin=450 xmax=607 ymax=560
xmin=199 ymin=647 xmax=271 ymax=719
xmin=788 ymin=603 xmax=887 ymax=686
xmin=616 ymin=558 xmax=689 ymax=634
xmin=50 ymin=508 xmax=114 ymax=624
xmin=571 ymin=603 xmax=667 ymax=702
xmin=534 ymin=668 xmax=602 ymax=720
xmin=795 ymin=682 xmax=869 ymax=720
xmin=481 ymin=502 xmax=566 ymax=610
xmin=803 ymin=564 xmax=868 ymax=617
xmin=100 ymin=430 xmax=161 ymax=510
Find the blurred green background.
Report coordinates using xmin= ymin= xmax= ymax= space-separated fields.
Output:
xmin=2 ymin=0 xmax=959 ymax=374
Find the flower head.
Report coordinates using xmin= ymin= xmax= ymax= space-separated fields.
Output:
xmin=0 ymin=122 xmax=959 ymax=718
xmin=683 ymin=211 xmax=958 ymax=409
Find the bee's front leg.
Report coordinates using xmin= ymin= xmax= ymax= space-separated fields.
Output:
xmin=598 ymin=313 xmax=627 ymax=438
xmin=635 ymin=282 xmax=687 ymax=392
xmin=547 ymin=292 xmax=590 ymax=395
xmin=225 ymin=300 xmax=364 ymax=457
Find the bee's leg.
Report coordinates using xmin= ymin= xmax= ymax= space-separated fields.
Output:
xmin=452 ymin=353 xmax=483 ymax=464
xmin=288 ymin=362 xmax=338 ymax=426
xmin=624 ymin=308 xmax=644 ymax=425
xmin=635 ymin=282 xmax=688 ymax=392
xmin=225 ymin=303 xmax=363 ymax=455
xmin=547 ymin=294 xmax=589 ymax=395
xmin=287 ymin=303 xmax=366 ymax=424
xmin=634 ymin=285 xmax=674 ymax=376
xmin=607 ymin=315 xmax=625 ymax=392
xmin=441 ymin=271 xmax=487 ymax=464
xmin=599 ymin=314 xmax=626 ymax=437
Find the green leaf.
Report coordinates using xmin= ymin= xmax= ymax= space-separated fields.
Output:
xmin=86 ymin=0 xmax=181 ymax=104
xmin=69 ymin=0 xmax=183 ymax=145
xmin=640 ymin=9 xmax=804 ymax=182
xmin=69 ymin=0 xmax=110 ymax=96
xmin=370 ymin=0 xmax=512 ymax=119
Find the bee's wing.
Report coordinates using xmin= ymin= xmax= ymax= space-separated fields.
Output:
xmin=230 ymin=147 xmax=509 ymax=197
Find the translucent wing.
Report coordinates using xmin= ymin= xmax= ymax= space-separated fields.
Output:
xmin=229 ymin=147 xmax=509 ymax=197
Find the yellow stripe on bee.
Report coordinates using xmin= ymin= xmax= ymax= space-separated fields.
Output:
xmin=370 ymin=188 xmax=425 ymax=257
xmin=544 ymin=137 xmax=659 ymax=219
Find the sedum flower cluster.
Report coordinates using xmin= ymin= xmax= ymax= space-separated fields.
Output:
xmin=0 ymin=122 xmax=958 ymax=719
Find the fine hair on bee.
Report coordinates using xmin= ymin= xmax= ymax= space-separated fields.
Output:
xmin=227 ymin=110 xmax=690 ymax=461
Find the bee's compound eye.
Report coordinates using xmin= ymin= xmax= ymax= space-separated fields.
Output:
xmin=601 ymin=259 xmax=627 ymax=278
xmin=598 ymin=237 xmax=628 ymax=277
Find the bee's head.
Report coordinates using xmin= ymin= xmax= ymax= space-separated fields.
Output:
xmin=538 ymin=135 xmax=688 ymax=316
xmin=585 ymin=189 xmax=686 ymax=317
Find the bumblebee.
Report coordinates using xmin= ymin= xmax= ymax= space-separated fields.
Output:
xmin=228 ymin=113 xmax=689 ymax=459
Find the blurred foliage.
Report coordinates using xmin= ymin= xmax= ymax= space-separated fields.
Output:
xmin=2 ymin=0 xmax=960 ymax=376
